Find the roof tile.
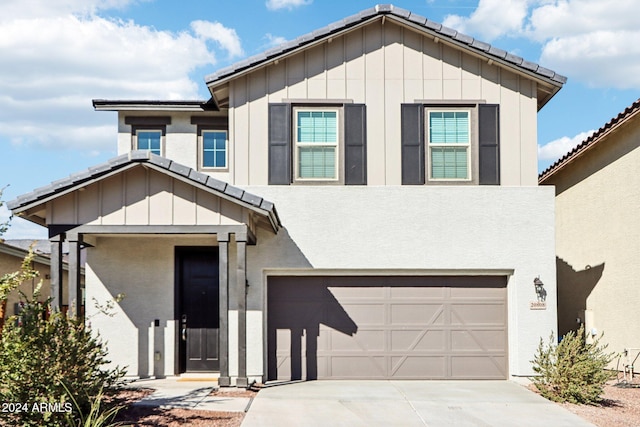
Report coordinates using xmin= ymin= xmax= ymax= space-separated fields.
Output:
xmin=223 ymin=185 xmax=245 ymax=199
xmin=407 ymin=13 xmax=427 ymax=26
xmin=204 ymin=5 xmax=566 ymax=89
xmin=241 ymin=192 xmax=263 ymax=207
xmin=505 ymin=52 xmax=524 ymax=65
xmin=168 ymin=161 xmax=191 ymax=177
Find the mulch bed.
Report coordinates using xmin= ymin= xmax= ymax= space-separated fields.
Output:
xmin=110 ymin=386 xmax=256 ymax=427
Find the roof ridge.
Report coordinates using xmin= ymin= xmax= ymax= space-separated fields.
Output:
xmin=539 ymin=98 xmax=640 ymax=182
xmin=204 ymin=3 xmax=567 ymax=87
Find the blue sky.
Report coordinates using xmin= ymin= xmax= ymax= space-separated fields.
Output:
xmin=1 ymin=0 xmax=638 ymax=238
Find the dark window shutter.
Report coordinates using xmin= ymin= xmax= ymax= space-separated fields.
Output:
xmin=401 ymin=104 xmax=425 ymax=185
xmin=478 ymin=104 xmax=500 ymax=185
xmin=344 ymin=104 xmax=367 ymax=185
xmin=268 ymin=103 xmax=291 ymax=185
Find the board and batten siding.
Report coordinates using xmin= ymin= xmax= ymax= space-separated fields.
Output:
xmin=46 ymin=166 xmax=253 ymax=229
xmin=227 ymin=20 xmax=538 ymax=187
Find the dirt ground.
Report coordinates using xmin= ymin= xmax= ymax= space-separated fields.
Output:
xmin=561 ymin=382 xmax=640 ymax=427
xmin=113 ymin=387 xmax=257 ymax=427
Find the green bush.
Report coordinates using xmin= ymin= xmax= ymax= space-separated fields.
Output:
xmin=531 ymin=325 xmax=615 ymax=404
xmin=0 ymin=295 xmax=125 ymax=427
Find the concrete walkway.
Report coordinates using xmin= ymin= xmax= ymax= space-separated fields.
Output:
xmin=126 ymin=378 xmax=251 ymax=412
xmin=241 ymin=381 xmax=596 ymax=427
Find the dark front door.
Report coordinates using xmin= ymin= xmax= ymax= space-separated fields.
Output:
xmin=177 ymin=247 xmax=219 ymax=372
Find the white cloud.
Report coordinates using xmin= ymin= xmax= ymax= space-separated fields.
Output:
xmin=191 ymin=20 xmax=244 ymax=58
xmin=264 ymin=33 xmax=287 ymax=48
xmin=0 ymin=3 xmax=242 ymax=155
xmin=266 ymin=0 xmax=312 ymax=11
xmin=538 ymin=130 xmax=595 ymax=162
xmin=0 ymin=0 xmax=140 ymax=20
xmin=443 ymin=0 xmax=640 ymax=90
xmin=442 ymin=0 xmax=532 ymax=41
xmin=0 ymin=205 xmax=47 ymax=240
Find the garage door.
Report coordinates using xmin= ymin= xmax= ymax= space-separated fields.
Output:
xmin=267 ymin=276 xmax=507 ymax=380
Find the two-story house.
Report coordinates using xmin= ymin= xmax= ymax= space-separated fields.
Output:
xmin=8 ymin=5 xmax=565 ymax=386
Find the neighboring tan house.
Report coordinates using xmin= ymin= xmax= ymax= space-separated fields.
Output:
xmin=8 ymin=5 xmax=566 ymax=385
xmin=0 ymin=240 xmax=83 ymax=317
xmin=539 ymin=99 xmax=640 ymax=363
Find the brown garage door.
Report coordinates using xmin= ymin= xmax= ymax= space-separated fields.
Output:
xmin=267 ymin=276 xmax=507 ymax=380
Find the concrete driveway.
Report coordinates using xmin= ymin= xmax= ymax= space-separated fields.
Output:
xmin=241 ymin=381 xmax=595 ymax=427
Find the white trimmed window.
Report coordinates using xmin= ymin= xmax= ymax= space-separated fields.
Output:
xmin=202 ymin=131 xmax=227 ymax=169
xmin=427 ymin=110 xmax=471 ymax=180
xmin=294 ymin=109 xmax=339 ymax=181
xmin=136 ymin=130 xmax=162 ymax=155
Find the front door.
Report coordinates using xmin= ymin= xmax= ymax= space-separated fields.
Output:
xmin=177 ymin=247 xmax=219 ymax=372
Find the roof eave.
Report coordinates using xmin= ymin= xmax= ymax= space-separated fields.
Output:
xmin=92 ymin=99 xmax=218 ymax=112
xmin=205 ymin=8 xmax=566 ymax=111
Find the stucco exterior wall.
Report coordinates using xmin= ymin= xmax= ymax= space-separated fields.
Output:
xmin=86 ymin=235 xmax=230 ymax=378
xmin=546 ymin=116 xmax=640 ymax=359
xmin=86 ymin=186 xmax=555 ymax=381
xmin=243 ymin=185 xmax=557 ymax=379
xmin=0 ymin=252 xmax=71 ymax=317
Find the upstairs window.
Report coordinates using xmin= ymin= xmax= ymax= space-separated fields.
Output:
xmin=294 ymin=109 xmax=339 ymax=181
xmin=126 ymin=117 xmax=170 ymax=157
xmin=401 ymin=104 xmax=499 ymax=186
xmin=136 ymin=130 xmax=162 ymax=155
xmin=202 ymin=131 xmax=227 ymax=169
xmin=268 ymin=103 xmax=367 ymax=186
xmin=428 ymin=111 xmax=471 ymax=180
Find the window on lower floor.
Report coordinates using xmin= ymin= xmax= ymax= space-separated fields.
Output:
xmin=427 ymin=110 xmax=471 ymax=180
xmin=136 ymin=130 xmax=162 ymax=155
xmin=202 ymin=131 xmax=227 ymax=169
xmin=294 ymin=109 xmax=339 ymax=181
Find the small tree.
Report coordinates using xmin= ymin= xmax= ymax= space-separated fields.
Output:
xmin=0 ymin=284 xmax=125 ymax=426
xmin=531 ymin=325 xmax=615 ymax=404
xmin=0 ymin=247 xmax=39 ymax=334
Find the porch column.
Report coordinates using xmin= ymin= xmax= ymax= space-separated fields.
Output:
xmin=218 ymin=232 xmax=231 ymax=387
xmin=49 ymin=234 xmax=64 ymax=312
xmin=235 ymin=231 xmax=248 ymax=388
xmin=67 ymin=232 xmax=83 ymax=318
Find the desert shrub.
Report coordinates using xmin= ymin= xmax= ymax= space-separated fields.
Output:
xmin=531 ymin=325 xmax=615 ymax=404
xmin=0 ymin=295 xmax=125 ymax=427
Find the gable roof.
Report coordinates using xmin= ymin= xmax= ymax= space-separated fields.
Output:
xmin=539 ymin=98 xmax=640 ymax=183
xmin=205 ymin=4 xmax=566 ymax=110
xmin=8 ymin=151 xmax=281 ymax=232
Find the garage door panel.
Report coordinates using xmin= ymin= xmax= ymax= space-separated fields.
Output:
xmin=451 ymin=356 xmax=507 ymax=379
xmin=451 ymin=304 xmax=506 ymax=325
xmin=392 ymin=356 xmax=446 ymax=378
xmin=391 ymin=330 xmax=446 ymax=351
xmin=390 ymin=304 xmax=444 ymax=324
xmin=268 ymin=276 xmax=507 ymax=381
xmin=328 ymin=285 xmax=386 ymax=298
xmin=451 ymin=330 xmax=506 ymax=351
xmin=330 ymin=356 xmax=386 ymax=378
xmin=328 ymin=329 xmax=385 ymax=351
xmin=334 ymin=303 xmax=385 ymax=324
xmin=390 ymin=286 xmax=446 ymax=298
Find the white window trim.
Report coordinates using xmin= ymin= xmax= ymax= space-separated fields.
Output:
xmin=200 ymin=130 xmax=228 ymax=171
xmin=293 ymin=107 xmax=341 ymax=182
xmin=133 ymin=129 xmax=164 ymax=156
xmin=426 ymin=109 xmax=473 ymax=182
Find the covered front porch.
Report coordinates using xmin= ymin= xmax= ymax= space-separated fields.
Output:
xmin=7 ymin=151 xmax=280 ymax=387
